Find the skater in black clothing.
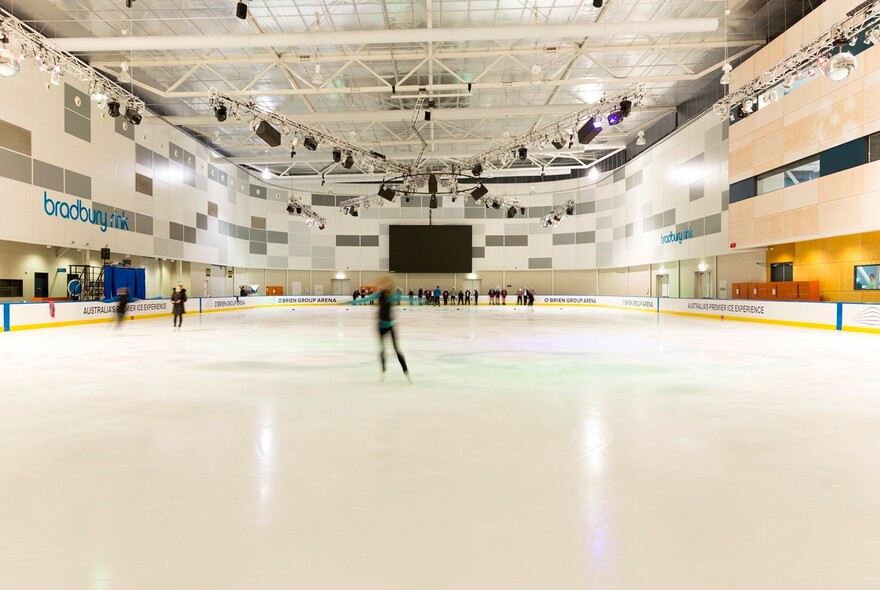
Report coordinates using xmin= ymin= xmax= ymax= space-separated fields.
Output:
xmin=352 ymin=276 xmax=411 ymax=381
xmin=115 ymin=287 xmax=130 ymax=327
xmin=172 ymin=283 xmax=187 ymax=330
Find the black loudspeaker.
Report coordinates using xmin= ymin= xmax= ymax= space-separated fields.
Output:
xmin=578 ymin=118 xmax=602 ymax=145
xmin=236 ymin=0 xmax=248 ymax=20
xmin=428 ymin=173 xmax=438 ymax=194
xmin=255 ymin=120 xmax=281 ymax=147
xmin=100 ymin=247 xmax=110 ymax=260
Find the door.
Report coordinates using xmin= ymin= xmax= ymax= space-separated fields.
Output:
xmin=34 ymin=272 xmax=49 ymax=298
xmin=770 ymin=262 xmax=793 ymax=282
xmin=462 ymin=279 xmax=482 ymax=294
xmin=290 ymin=281 xmax=303 ymax=295
xmin=330 ymin=278 xmax=350 ymax=296
xmin=655 ymin=275 xmax=669 ymax=297
xmin=696 ymin=272 xmax=712 ymax=298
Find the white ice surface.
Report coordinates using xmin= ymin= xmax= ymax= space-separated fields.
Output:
xmin=1 ymin=304 xmax=879 ymax=589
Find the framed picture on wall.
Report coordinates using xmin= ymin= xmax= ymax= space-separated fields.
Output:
xmin=854 ymin=265 xmax=880 ymax=290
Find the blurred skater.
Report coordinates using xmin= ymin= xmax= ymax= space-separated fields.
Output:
xmin=115 ymin=287 xmax=130 ymax=327
xmin=172 ymin=282 xmax=187 ymax=331
xmin=352 ymin=276 xmax=411 ymax=382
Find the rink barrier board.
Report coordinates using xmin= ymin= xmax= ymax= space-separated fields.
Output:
xmin=657 ymin=298 xmax=839 ymax=331
xmin=2 ymin=295 xmax=880 ymax=333
xmin=7 ymin=299 xmax=175 ymax=331
xmin=200 ymin=295 xmax=353 ymax=314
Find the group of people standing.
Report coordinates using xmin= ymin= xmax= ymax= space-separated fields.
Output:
xmin=412 ymin=286 xmax=479 ymax=306
xmin=487 ymin=287 xmax=536 ymax=305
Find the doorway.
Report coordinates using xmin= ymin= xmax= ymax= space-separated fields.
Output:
xmin=35 ymin=272 xmax=49 ymax=298
xmin=695 ymin=271 xmax=712 ymax=298
xmin=330 ymin=278 xmax=351 ymax=296
xmin=770 ymin=262 xmax=793 ymax=282
xmin=655 ymin=274 xmax=669 ymax=297
xmin=462 ymin=278 xmax=482 ymax=295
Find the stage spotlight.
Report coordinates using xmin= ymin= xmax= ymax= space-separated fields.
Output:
xmin=471 ymin=184 xmax=488 ymax=201
xmin=492 ymin=200 xmax=502 ymax=210
xmin=107 ymin=100 xmax=121 ymax=118
xmin=607 ymin=111 xmax=622 ymax=126
xmin=551 ymin=135 xmax=566 ymax=150
xmin=518 ymin=147 xmax=528 ymax=161
xmin=429 ymin=195 xmax=438 ymax=209
xmin=350 ymin=207 xmax=358 ymax=217
xmin=124 ymin=106 xmax=142 ymax=125
xmin=507 ymin=206 xmax=517 ymax=219
xmin=342 ymin=153 xmax=354 ymax=169
xmin=593 ymin=0 xmax=603 ymax=6
xmin=236 ymin=0 xmax=248 ymax=20
xmin=578 ymin=118 xmax=602 ymax=144
xmin=303 ymin=136 xmax=319 ymax=151
xmin=332 ymin=148 xmax=341 ymax=163
xmin=566 ymin=204 xmax=575 ymax=216
xmin=377 ymin=185 xmax=396 ymax=201
xmin=472 ymin=162 xmax=483 ymax=176
xmin=214 ymin=104 xmax=227 ymax=122
xmin=619 ymin=100 xmax=632 ymax=117
xmin=519 ymin=206 xmax=526 ymax=216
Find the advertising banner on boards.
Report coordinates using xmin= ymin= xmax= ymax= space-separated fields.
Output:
xmin=9 ymin=299 xmax=173 ymax=330
xmin=201 ymin=295 xmax=351 ymax=311
xmin=535 ymin=295 xmax=657 ymax=310
xmin=660 ymin=298 xmax=837 ymax=329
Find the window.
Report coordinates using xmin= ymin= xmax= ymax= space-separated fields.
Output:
xmin=868 ymin=132 xmax=880 ymax=163
xmin=0 ymin=279 xmax=23 ymax=297
xmin=756 ymin=155 xmax=820 ymax=196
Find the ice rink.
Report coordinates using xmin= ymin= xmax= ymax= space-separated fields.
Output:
xmin=1 ymin=303 xmax=879 ymax=589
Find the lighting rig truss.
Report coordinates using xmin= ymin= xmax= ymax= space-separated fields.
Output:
xmin=461 ymin=84 xmax=645 ymax=171
xmin=0 ymin=11 xmax=146 ymax=116
xmin=285 ymin=196 xmax=326 ymax=230
xmin=210 ymin=88 xmax=410 ymax=177
xmin=339 ymin=194 xmax=388 ymax=217
xmin=714 ymin=0 xmax=880 ymax=118
xmin=540 ymin=199 xmax=576 ymax=228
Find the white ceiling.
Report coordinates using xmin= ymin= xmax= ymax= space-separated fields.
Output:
xmin=0 ymin=0 xmax=821 ymax=181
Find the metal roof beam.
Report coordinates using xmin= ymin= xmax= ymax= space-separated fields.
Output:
xmin=54 ymin=19 xmax=719 ymax=52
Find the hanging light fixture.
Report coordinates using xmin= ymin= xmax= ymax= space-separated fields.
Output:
xmin=589 ymin=167 xmax=599 ymax=180
xmin=636 ymin=130 xmax=646 ymax=146
xmin=824 ymin=42 xmax=857 ymax=82
xmin=0 ymin=36 xmax=21 ymax=78
xmin=529 ymin=64 xmax=543 ymax=86
xmin=311 ymin=63 xmax=324 ymax=85
xmin=261 ymin=167 xmax=271 ymax=180
xmin=117 ymin=61 xmax=131 ymax=84
xmin=719 ymin=63 xmax=733 ymax=85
